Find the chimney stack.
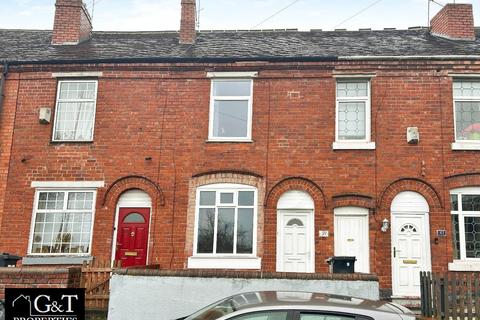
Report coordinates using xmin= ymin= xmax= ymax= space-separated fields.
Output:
xmin=430 ymin=3 xmax=475 ymax=41
xmin=52 ymin=0 xmax=92 ymax=45
xmin=180 ymin=0 xmax=197 ymax=44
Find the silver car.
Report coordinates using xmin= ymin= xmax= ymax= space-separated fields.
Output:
xmin=182 ymin=291 xmax=415 ymax=320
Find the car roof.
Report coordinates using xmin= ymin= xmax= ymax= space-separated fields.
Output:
xmin=220 ymin=291 xmax=410 ymax=316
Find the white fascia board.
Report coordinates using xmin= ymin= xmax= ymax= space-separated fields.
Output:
xmin=207 ymin=72 xmax=258 ymax=78
xmin=52 ymin=72 xmax=103 ymax=78
xmin=339 ymin=55 xmax=480 ymax=61
xmin=31 ymin=181 xmax=105 ymax=188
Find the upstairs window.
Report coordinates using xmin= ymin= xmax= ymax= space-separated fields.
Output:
xmin=336 ymin=80 xmax=371 ymax=142
xmin=453 ymin=80 xmax=480 ymax=142
xmin=209 ymin=79 xmax=253 ymax=141
xmin=53 ymin=80 xmax=98 ymax=142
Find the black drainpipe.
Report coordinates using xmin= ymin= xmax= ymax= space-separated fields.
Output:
xmin=0 ymin=61 xmax=9 ymax=113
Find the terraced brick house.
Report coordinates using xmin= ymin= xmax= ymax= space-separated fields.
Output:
xmin=0 ymin=0 xmax=479 ymax=300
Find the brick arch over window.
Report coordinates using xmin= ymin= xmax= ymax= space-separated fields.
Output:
xmin=102 ymin=175 xmax=165 ymax=210
xmin=265 ymin=177 xmax=326 ymax=209
xmin=379 ymin=178 xmax=443 ymax=210
xmin=445 ymin=172 xmax=480 ymax=190
xmin=184 ymin=171 xmax=266 ymax=259
xmin=332 ymin=193 xmax=375 ymax=209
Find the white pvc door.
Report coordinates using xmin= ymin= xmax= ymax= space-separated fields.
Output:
xmin=277 ymin=212 xmax=313 ymax=273
xmin=334 ymin=208 xmax=370 ymax=273
xmin=392 ymin=214 xmax=430 ymax=297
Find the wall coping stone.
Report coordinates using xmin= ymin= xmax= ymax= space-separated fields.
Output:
xmin=113 ymin=269 xmax=378 ymax=281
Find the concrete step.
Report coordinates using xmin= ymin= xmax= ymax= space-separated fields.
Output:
xmin=391 ymin=298 xmax=421 ymax=315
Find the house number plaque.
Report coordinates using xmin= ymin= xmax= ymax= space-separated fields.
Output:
xmin=436 ymin=230 xmax=447 ymax=237
xmin=319 ymin=231 xmax=329 ymax=238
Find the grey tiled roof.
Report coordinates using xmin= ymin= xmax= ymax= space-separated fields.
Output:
xmin=0 ymin=28 xmax=479 ymax=63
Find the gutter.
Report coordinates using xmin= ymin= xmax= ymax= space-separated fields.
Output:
xmin=0 ymin=61 xmax=8 ymax=113
xmin=7 ymin=56 xmax=338 ymax=66
xmin=338 ymin=55 xmax=480 ymax=61
xmin=5 ymin=54 xmax=480 ymax=66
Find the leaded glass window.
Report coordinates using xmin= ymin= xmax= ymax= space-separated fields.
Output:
xmin=336 ymin=80 xmax=370 ymax=141
xmin=450 ymin=190 xmax=480 ymax=260
xmin=196 ymin=185 xmax=256 ymax=255
xmin=30 ymin=190 xmax=95 ymax=255
xmin=453 ymin=81 xmax=480 ymax=142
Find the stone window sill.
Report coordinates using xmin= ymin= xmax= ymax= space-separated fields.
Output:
xmin=452 ymin=142 xmax=480 ymax=151
xmin=187 ymin=256 xmax=261 ymax=270
xmin=22 ymin=255 xmax=93 ymax=265
xmin=333 ymin=142 xmax=376 ymax=150
xmin=448 ymin=260 xmax=480 ymax=271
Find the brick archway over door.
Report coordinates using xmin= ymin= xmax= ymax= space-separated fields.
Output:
xmin=264 ymin=177 xmax=328 ymax=273
xmin=102 ymin=175 xmax=165 ymax=210
xmin=375 ymin=178 xmax=444 ymax=296
xmin=92 ymin=175 xmax=165 ymax=264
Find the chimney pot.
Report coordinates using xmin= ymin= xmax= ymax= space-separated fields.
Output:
xmin=52 ymin=0 xmax=92 ymax=45
xmin=180 ymin=0 xmax=197 ymax=44
xmin=430 ymin=3 xmax=475 ymax=41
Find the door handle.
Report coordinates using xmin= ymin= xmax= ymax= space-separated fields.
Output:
xmin=393 ymin=247 xmax=396 ymax=258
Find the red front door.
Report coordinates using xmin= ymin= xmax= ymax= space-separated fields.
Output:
xmin=115 ymin=208 xmax=150 ymax=267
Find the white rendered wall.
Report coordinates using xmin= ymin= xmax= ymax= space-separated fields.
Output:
xmin=108 ymin=275 xmax=379 ymax=320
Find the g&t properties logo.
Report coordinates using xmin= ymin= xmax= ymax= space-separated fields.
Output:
xmin=5 ymin=288 xmax=85 ymax=320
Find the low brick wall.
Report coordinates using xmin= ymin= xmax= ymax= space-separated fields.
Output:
xmin=109 ymin=269 xmax=379 ymax=320
xmin=0 ymin=267 xmax=81 ymax=300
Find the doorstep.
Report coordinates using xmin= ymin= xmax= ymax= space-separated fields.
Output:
xmin=391 ymin=297 xmax=421 ymax=315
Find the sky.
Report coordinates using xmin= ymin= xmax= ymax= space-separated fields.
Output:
xmin=1 ymin=0 xmax=478 ymax=32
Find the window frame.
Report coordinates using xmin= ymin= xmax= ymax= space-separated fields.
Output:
xmin=193 ymin=183 xmax=258 ymax=258
xmin=452 ymin=80 xmax=480 ymax=145
xmin=208 ymin=78 xmax=254 ymax=142
xmin=52 ymin=79 xmax=99 ymax=143
xmin=333 ymin=79 xmax=375 ymax=150
xmin=450 ymin=187 xmax=480 ymax=261
xmin=335 ymin=79 xmax=371 ymax=143
xmin=28 ymin=188 xmax=97 ymax=256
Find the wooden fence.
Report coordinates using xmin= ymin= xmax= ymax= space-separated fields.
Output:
xmin=421 ymin=271 xmax=480 ymax=319
xmin=80 ymin=259 xmax=121 ymax=310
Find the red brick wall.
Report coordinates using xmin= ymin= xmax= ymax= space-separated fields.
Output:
xmin=1 ymin=60 xmax=480 ymax=293
xmin=52 ymin=0 xmax=92 ymax=45
xmin=430 ymin=3 xmax=475 ymax=41
xmin=0 ymin=71 xmax=19 ymax=240
xmin=0 ymin=267 xmax=81 ymax=300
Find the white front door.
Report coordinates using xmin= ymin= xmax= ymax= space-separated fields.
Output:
xmin=391 ymin=214 xmax=431 ymax=297
xmin=277 ymin=211 xmax=314 ymax=273
xmin=334 ymin=208 xmax=370 ymax=273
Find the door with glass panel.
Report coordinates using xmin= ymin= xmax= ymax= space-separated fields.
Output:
xmin=277 ymin=211 xmax=313 ymax=273
xmin=115 ymin=208 xmax=150 ymax=267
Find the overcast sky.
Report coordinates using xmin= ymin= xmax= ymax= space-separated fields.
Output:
xmin=2 ymin=0 xmax=478 ymax=32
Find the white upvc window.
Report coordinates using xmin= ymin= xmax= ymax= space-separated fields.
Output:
xmin=193 ymin=184 xmax=257 ymax=257
xmin=29 ymin=189 xmax=96 ymax=255
xmin=208 ymin=79 xmax=253 ymax=141
xmin=333 ymin=79 xmax=375 ymax=150
xmin=450 ymin=188 xmax=480 ymax=261
xmin=452 ymin=80 xmax=480 ymax=150
xmin=53 ymin=80 xmax=98 ymax=142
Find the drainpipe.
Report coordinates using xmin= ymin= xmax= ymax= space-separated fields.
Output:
xmin=0 ymin=61 xmax=8 ymax=113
